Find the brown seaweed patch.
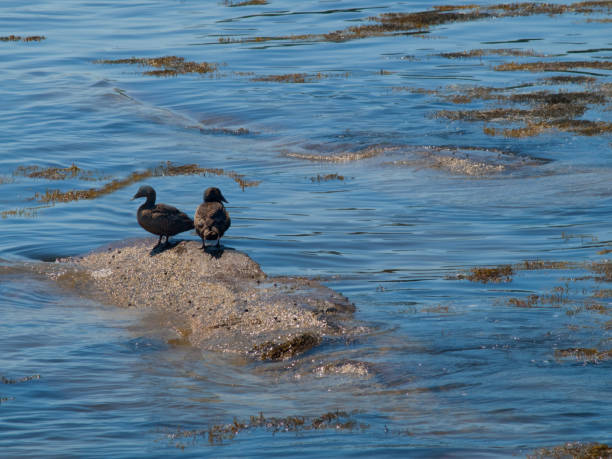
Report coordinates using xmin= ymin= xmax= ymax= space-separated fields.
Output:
xmin=167 ymin=410 xmax=365 ymax=447
xmin=96 ymin=56 xmax=218 ymax=77
xmin=439 ymin=48 xmax=547 ymax=59
xmin=252 ymin=332 xmax=321 ymax=360
xmin=286 ymin=145 xmax=398 ymax=162
xmin=540 ymin=75 xmax=598 ymax=85
xmin=592 ymin=289 xmax=612 ymax=298
xmin=0 ymin=35 xmax=45 ymax=42
xmin=485 ymin=120 xmax=612 ymax=137
xmin=32 ymin=162 xmax=259 ymax=204
xmin=495 ymin=60 xmax=612 ymax=72
xmin=2 ymin=374 xmax=41 ymax=384
xmin=529 ymin=442 xmax=611 ymax=459
xmin=590 ymin=260 xmax=612 ymax=282
xmin=1 ymin=205 xmax=50 ymax=219
xmin=517 ymin=260 xmax=572 ymax=271
xmin=310 ymin=173 xmax=345 ymax=182
xmin=220 ymin=2 xmax=612 ymax=45
xmin=554 ymin=347 xmax=612 ymax=362
xmin=459 ymin=265 xmax=513 ymax=283
xmin=252 ymin=72 xmax=348 ymax=83
xmin=224 ymin=0 xmax=267 ymax=6
xmin=14 ymin=163 xmax=106 ymax=181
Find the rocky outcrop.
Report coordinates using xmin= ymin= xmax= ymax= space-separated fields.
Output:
xmin=61 ymin=239 xmax=356 ymax=360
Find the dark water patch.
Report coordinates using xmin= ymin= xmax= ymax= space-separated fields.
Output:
xmin=96 ymin=56 xmax=219 ymax=77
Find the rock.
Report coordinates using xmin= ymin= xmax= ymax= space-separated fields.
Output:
xmin=60 ymin=239 xmax=356 ymax=360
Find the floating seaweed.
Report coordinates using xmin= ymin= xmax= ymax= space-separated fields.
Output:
xmin=0 ymin=35 xmax=45 ymax=42
xmin=495 ymin=60 xmax=612 ymax=72
xmin=310 ymin=173 xmax=345 ymax=182
xmin=286 ymin=145 xmax=397 ymax=162
xmin=554 ymin=347 xmax=612 ymax=362
xmin=224 ymin=0 xmax=267 ymax=6
xmin=529 ymin=442 xmax=611 ymax=459
xmin=165 ymin=409 xmax=366 ymax=447
xmin=16 ymin=161 xmax=259 ymax=207
xmin=252 ymin=72 xmax=349 ymax=83
xmin=14 ymin=163 xmax=106 ymax=181
xmin=96 ymin=56 xmax=218 ymax=77
xmin=458 ymin=265 xmax=513 ymax=283
xmin=439 ymin=48 xmax=547 ymax=59
xmin=218 ymin=2 xmax=612 ymax=45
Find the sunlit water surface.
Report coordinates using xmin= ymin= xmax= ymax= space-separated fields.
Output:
xmin=1 ymin=0 xmax=611 ymax=456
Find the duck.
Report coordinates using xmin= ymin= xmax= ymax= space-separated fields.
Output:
xmin=194 ymin=187 xmax=231 ymax=249
xmin=131 ymin=185 xmax=194 ymax=248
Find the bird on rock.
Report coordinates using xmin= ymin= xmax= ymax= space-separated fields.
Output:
xmin=132 ymin=185 xmax=194 ymax=249
xmin=194 ymin=187 xmax=231 ymax=250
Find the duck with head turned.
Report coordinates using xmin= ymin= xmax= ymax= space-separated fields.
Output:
xmin=132 ymin=185 xmax=194 ymax=249
xmin=194 ymin=187 xmax=231 ymax=250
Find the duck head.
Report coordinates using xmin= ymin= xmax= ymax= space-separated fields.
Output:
xmin=204 ymin=187 xmax=228 ymax=203
xmin=132 ymin=185 xmax=156 ymax=203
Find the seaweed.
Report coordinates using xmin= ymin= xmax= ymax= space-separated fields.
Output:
xmin=253 ymin=333 xmax=321 ymax=360
xmin=529 ymin=442 xmax=611 ymax=459
xmin=224 ymin=0 xmax=267 ymax=6
xmin=0 ymin=35 xmax=45 ymax=42
xmin=459 ymin=265 xmax=513 ymax=283
xmin=165 ymin=410 xmax=366 ymax=447
xmin=14 ymin=163 xmax=106 ymax=181
xmin=310 ymin=173 xmax=345 ymax=182
xmin=554 ymin=347 xmax=612 ymax=362
xmin=495 ymin=60 xmax=612 ymax=72
xmin=439 ymin=48 xmax=547 ymax=59
xmin=12 ymin=161 xmax=258 ymax=207
xmin=218 ymin=2 xmax=612 ymax=45
xmin=96 ymin=56 xmax=218 ymax=77
xmin=252 ymin=72 xmax=348 ymax=83
xmin=286 ymin=145 xmax=397 ymax=162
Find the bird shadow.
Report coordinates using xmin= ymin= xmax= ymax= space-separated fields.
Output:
xmin=203 ymin=245 xmax=226 ymax=259
xmin=148 ymin=240 xmax=181 ymax=257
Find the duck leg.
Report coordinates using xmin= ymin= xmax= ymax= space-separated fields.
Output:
xmin=154 ymin=235 xmax=163 ymax=248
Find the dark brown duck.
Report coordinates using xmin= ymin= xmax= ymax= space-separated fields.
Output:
xmin=132 ymin=185 xmax=194 ymax=248
xmin=194 ymin=187 xmax=231 ymax=249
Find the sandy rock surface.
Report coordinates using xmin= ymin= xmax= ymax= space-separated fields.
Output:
xmin=63 ymin=239 xmax=356 ymax=359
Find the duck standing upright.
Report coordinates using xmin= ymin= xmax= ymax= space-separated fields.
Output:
xmin=194 ymin=187 xmax=231 ymax=249
xmin=132 ymin=185 xmax=194 ymax=249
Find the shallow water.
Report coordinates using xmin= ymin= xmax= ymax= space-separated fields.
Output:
xmin=1 ymin=0 xmax=611 ymax=456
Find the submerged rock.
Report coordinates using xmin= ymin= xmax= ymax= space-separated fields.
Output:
xmin=61 ymin=239 xmax=356 ymax=360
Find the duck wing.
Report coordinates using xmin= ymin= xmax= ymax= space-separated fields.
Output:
xmin=151 ymin=203 xmax=194 ymax=235
xmin=195 ymin=202 xmax=231 ymax=239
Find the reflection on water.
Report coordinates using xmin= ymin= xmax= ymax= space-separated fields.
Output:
xmin=1 ymin=0 xmax=611 ymax=456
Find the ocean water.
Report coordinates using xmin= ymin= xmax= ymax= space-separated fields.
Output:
xmin=1 ymin=0 xmax=611 ymax=457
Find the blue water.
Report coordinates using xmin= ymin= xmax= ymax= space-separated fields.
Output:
xmin=1 ymin=0 xmax=611 ymax=456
